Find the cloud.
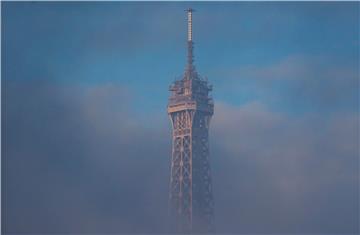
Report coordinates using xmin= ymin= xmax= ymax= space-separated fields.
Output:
xmin=212 ymin=55 xmax=359 ymax=113
xmin=211 ymin=101 xmax=359 ymax=233
xmin=2 ymin=80 xmax=359 ymax=233
xmin=2 ymin=80 xmax=171 ymax=233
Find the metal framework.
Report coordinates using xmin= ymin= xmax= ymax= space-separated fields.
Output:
xmin=167 ymin=8 xmax=215 ymax=234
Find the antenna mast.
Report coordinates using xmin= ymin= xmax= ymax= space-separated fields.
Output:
xmin=186 ymin=8 xmax=195 ymax=79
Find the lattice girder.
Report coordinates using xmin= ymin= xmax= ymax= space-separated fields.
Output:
xmin=168 ymin=109 xmax=214 ymax=233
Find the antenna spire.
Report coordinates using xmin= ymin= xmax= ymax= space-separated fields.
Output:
xmin=187 ymin=8 xmax=193 ymax=42
xmin=185 ymin=8 xmax=196 ymax=79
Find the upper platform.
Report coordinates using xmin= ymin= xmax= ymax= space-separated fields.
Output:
xmin=167 ymin=75 xmax=214 ymax=115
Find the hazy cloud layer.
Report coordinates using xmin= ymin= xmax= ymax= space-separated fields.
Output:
xmin=212 ymin=55 xmax=359 ymax=113
xmin=211 ymin=102 xmax=358 ymax=233
xmin=3 ymin=80 xmax=171 ymax=233
xmin=2 ymin=81 xmax=358 ymax=234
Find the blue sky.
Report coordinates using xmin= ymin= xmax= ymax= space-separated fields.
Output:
xmin=2 ymin=2 xmax=359 ymax=234
xmin=4 ymin=2 xmax=358 ymax=115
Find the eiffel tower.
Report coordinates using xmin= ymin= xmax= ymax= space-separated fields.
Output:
xmin=167 ymin=8 xmax=215 ymax=234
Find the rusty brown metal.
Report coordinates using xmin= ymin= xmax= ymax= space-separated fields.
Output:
xmin=167 ymin=8 xmax=215 ymax=234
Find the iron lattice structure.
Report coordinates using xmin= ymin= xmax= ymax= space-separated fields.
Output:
xmin=167 ymin=9 xmax=215 ymax=234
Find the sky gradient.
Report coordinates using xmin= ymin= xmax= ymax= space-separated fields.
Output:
xmin=2 ymin=1 xmax=359 ymax=234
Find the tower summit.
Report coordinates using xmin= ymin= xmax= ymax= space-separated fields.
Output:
xmin=167 ymin=9 xmax=215 ymax=234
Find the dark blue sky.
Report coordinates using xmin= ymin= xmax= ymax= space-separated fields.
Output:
xmin=2 ymin=2 xmax=359 ymax=234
